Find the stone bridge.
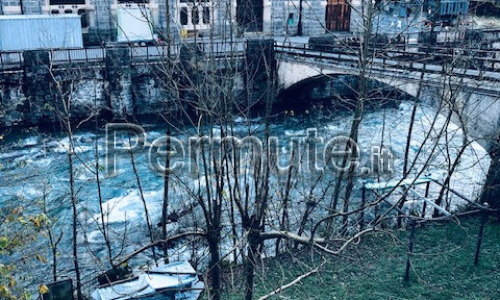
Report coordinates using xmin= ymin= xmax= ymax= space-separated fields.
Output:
xmin=274 ymin=42 xmax=500 ymax=150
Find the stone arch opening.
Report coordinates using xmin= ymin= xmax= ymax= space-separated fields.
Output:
xmin=276 ymin=73 xmax=416 ymax=112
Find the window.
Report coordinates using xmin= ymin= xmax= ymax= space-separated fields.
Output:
xmin=78 ymin=9 xmax=88 ymax=27
xmin=203 ymin=7 xmax=210 ymax=24
xmin=50 ymin=0 xmax=85 ymax=4
xmin=180 ymin=7 xmax=188 ymax=25
xmin=117 ymin=0 xmax=149 ymax=3
xmin=192 ymin=6 xmax=199 ymax=25
xmin=180 ymin=0 xmax=209 ymax=3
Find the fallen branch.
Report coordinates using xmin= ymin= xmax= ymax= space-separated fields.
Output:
xmin=312 ymin=228 xmax=376 ymax=255
xmin=257 ymin=265 xmax=321 ymax=300
xmin=259 ymin=230 xmax=325 ymax=244
xmin=260 ymin=227 xmax=376 ymax=255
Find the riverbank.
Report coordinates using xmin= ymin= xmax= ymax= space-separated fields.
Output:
xmin=222 ymin=215 xmax=500 ymax=299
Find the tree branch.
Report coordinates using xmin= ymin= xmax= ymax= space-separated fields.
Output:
xmin=260 ymin=227 xmax=376 ymax=255
xmin=114 ymin=231 xmax=206 ymax=266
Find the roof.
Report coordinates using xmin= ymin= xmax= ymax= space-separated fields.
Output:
xmin=0 ymin=14 xmax=80 ymax=20
xmin=91 ymin=261 xmax=203 ymax=300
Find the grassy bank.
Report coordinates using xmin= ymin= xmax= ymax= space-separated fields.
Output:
xmin=222 ymin=216 xmax=500 ymax=299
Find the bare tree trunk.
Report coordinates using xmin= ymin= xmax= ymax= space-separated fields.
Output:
xmin=398 ymin=64 xmax=426 ymax=227
xmin=95 ymin=118 xmax=114 ymax=267
xmin=162 ymin=124 xmax=171 ymax=262
xmin=326 ymin=0 xmax=373 ymax=237
xmin=129 ymin=138 xmax=158 ymax=264
xmin=245 ymin=230 xmax=260 ymax=300
xmin=275 ymin=148 xmax=295 ymax=255
xmin=67 ymin=137 xmax=83 ymax=300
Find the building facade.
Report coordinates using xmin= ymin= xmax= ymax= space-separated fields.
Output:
xmin=0 ymin=0 xmax=333 ymax=44
xmin=350 ymin=0 xmax=470 ymax=43
xmin=0 ymin=0 xmax=470 ymax=45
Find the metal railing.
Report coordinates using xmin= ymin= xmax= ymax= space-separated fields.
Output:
xmin=0 ymin=41 xmax=248 ymax=70
xmin=0 ymin=51 xmax=23 ymax=69
xmin=50 ymin=47 xmax=106 ymax=64
xmin=1 ymin=40 xmax=499 ymax=75
xmin=275 ymin=42 xmax=500 ymax=78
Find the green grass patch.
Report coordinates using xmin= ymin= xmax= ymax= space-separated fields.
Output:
xmin=222 ymin=216 xmax=500 ymax=299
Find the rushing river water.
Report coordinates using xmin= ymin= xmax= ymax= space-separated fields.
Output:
xmin=0 ymin=100 xmax=491 ymax=296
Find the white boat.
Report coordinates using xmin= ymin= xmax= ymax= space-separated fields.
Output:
xmin=91 ymin=261 xmax=204 ymax=300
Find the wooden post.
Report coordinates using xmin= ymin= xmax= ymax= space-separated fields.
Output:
xmin=421 ymin=181 xmax=430 ymax=218
xmin=360 ymin=187 xmax=366 ymax=230
xmin=474 ymin=207 xmax=488 ymax=266
xmin=404 ymin=219 xmax=417 ymax=282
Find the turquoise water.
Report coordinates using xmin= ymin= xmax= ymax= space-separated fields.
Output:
xmin=0 ymin=101 xmax=490 ymax=296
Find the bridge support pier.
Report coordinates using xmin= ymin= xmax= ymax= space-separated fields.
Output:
xmin=105 ymin=46 xmax=133 ymax=120
xmin=245 ymin=39 xmax=276 ymax=105
xmin=22 ymin=50 xmax=52 ymax=125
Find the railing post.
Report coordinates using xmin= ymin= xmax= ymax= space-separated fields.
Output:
xmin=474 ymin=205 xmax=489 ymax=266
xmin=404 ymin=219 xmax=417 ymax=282
xmin=421 ymin=181 xmax=430 ymax=218
xmin=359 ymin=187 xmax=366 ymax=230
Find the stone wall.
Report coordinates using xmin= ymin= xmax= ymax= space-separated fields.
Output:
xmin=300 ymin=0 xmax=326 ymax=36
xmin=20 ymin=0 xmax=42 ymax=14
xmin=1 ymin=0 xmax=42 ymax=14
xmin=0 ymin=48 xmax=169 ymax=127
xmin=0 ymin=43 xmax=264 ymax=127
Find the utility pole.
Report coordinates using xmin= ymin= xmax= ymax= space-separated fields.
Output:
xmin=297 ymin=0 xmax=304 ymax=36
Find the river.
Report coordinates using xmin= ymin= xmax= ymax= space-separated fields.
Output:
xmin=0 ymin=100 xmax=491 ymax=297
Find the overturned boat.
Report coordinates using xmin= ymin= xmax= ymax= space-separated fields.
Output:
xmin=91 ymin=261 xmax=204 ymax=300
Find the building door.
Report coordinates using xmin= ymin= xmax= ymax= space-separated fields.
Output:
xmin=325 ymin=0 xmax=350 ymax=31
xmin=237 ymin=0 xmax=263 ymax=32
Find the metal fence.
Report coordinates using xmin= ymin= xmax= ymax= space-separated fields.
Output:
xmin=0 ymin=41 xmax=247 ymax=70
xmin=1 ymin=41 xmax=499 ymax=73
xmin=274 ymin=41 xmax=500 ymax=75
xmin=0 ymin=51 xmax=23 ymax=69
xmin=50 ymin=47 xmax=106 ymax=64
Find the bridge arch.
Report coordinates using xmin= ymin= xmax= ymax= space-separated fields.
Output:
xmin=277 ymin=60 xmax=421 ymax=99
xmin=277 ymin=72 xmax=417 ymax=111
